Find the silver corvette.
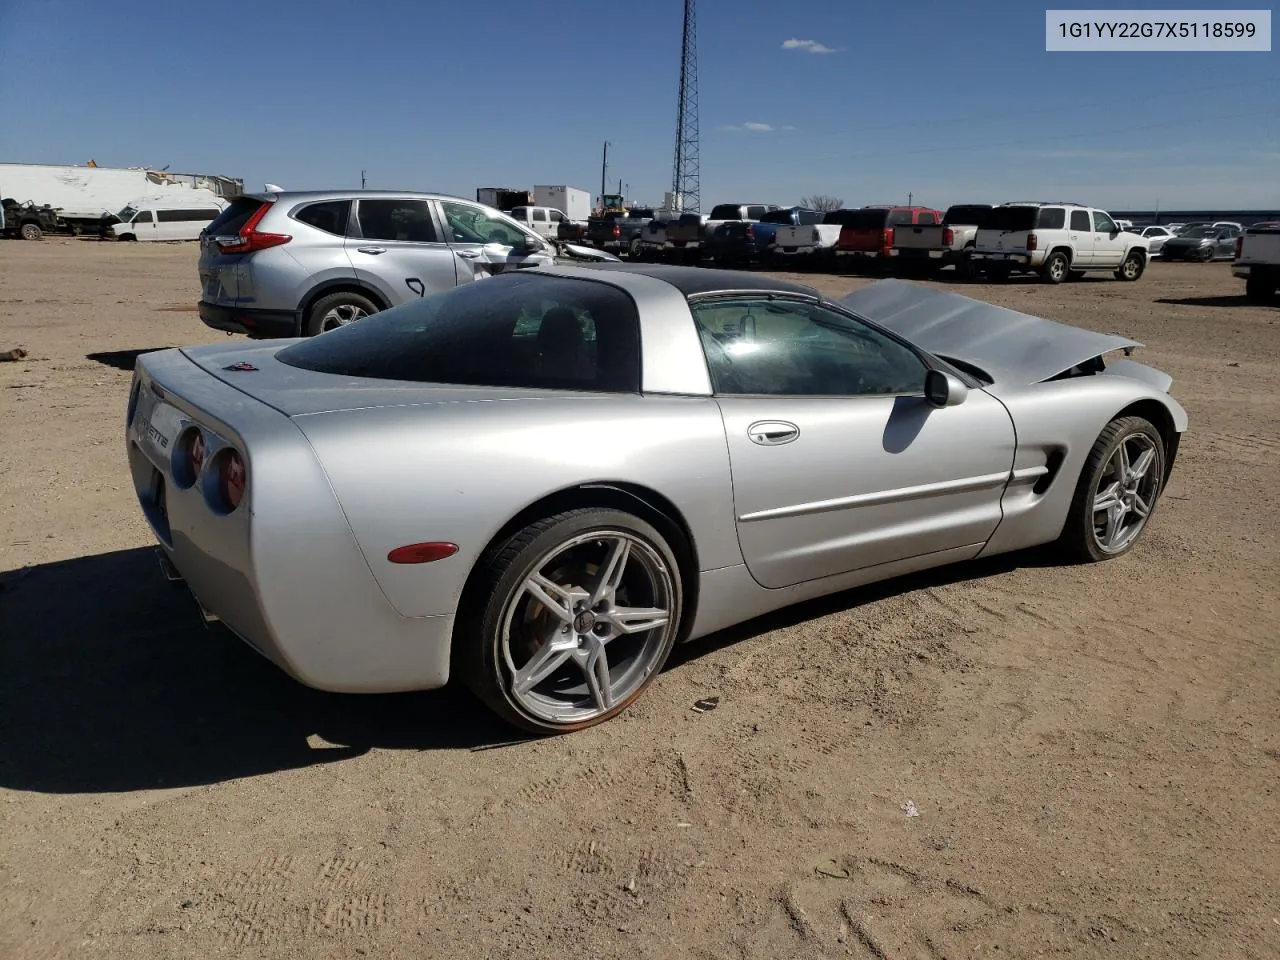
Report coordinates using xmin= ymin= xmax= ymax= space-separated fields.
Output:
xmin=127 ymin=266 xmax=1187 ymax=733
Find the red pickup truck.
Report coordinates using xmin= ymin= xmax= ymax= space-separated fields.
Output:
xmin=836 ymin=206 xmax=944 ymax=269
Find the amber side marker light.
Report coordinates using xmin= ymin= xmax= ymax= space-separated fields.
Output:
xmin=387 ymin=542 xmax=460 ymax=564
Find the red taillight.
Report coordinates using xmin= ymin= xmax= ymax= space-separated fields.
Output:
xmin=1026 ymin=233 xmax=1038 ymax=251
xmin=942 ymin=227 xmax=954 ymax=246
xmin=745 ymin=224 xmax=755 ymax=240
xmin=387 ymin=542 xmax=460 ymax=564
xmin=611 ymin=223 xmax=621 ymax=239
xmin=1235 ymin=236 xmax=1243 ymax=258
xmin=217 ymin=449 xmax=246 ymax=511
xmin=215 ymin=202 xmax=292 ymax=255
xmin=184 ymin=428 xmax=206 ymax=476
xmin=882 ymin=227 xmax=894 ymax=253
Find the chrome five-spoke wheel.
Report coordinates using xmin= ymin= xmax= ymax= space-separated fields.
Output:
xmin=1061 ymin=415 xmax=1166 ymax=563
xmin=320 ymin=302 xmax=369 ymax=332
xmin=462 ymin=508 xmax=683 ymax=733
xmin=1092 ymin=432 xmax=1160 ymax=554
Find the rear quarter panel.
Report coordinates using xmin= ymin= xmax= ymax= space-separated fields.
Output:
xmin=293 ymin=394 xmax=740 ymax=618
xmin=981 ymin=371 xmax=1188 ymax=555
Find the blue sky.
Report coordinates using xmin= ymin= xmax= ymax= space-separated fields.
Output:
xmin=1 ymin=0 xmax=1276 ymax=210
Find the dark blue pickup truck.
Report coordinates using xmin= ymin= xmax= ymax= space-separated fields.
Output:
xmin=707 ymin=206 xmax=822 ymax=266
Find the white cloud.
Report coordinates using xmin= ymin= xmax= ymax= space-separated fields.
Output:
xmin=782 ymin=125 xmax=797 ymax=131
xmin=782 ymin=38 xmax=837 ymax=54
xmin=718 ymin=121 xmax=775 ymax=132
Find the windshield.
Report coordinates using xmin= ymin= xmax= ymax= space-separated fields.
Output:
xmin=117 ymin=205 xmax=137 ymax=221
xmin=1184 ymin=226 xmax=1218 ymax=238
xmin=943 ymin=205 xmax=992 ymax=225
xmin=277 ymin=273 xmax=641 ymax=392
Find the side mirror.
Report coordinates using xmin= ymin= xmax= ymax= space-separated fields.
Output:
xmin=925 ymin=369 xmax=968 ymax=408
xmin=518 ymin=234 xmax=544 ymax=254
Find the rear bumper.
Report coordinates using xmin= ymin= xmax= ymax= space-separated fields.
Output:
xmin=836 ymin=249 xmax=884 ymax=258
xmin=891 ymin=247 xmax=947 ymax=259
xmin=971 ymin=251 xmax=1039 ymax=267
xmin=199 ymin=300 xmax=299 ymax=339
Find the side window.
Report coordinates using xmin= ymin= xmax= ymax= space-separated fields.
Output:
xmin=356 ymin=199 xmax=438 ymax=243
xmin=691 ymin=298 xmax=927 ymax=397
xmin=133 ymin=210 xmax=154 ymax=224
xmin=157 ymin=209 xmax=179 ymax=223
xmin=1037 ymin=207 xmax=1066 ymax=230
xmin=550 ymin=210 xmax=565 ymax=223
xmin=532 ymin=209 xmax=547 ymax=222
xmin=917 ymin=211 xmax=936 ymax=225
xmin=1070 ymin=210 xmax=1091 ymax=231
xmin=1092 ymin=211 xmax=1116 ymax=233
xmin=295 ymin=200 xmax=351 ymax=236
xmin=438 ymin=200 xmax=530 ymax=246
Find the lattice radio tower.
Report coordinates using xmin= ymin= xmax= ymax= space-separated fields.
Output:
xmin=671 ymin=0 xmax=700 ymax=213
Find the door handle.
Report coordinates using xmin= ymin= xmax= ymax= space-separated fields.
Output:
xmin=456 ymin=250 xmax=481 ymax=260
xmin=356 ymin=246 xmax=386 ymax=255
xmin=747 ymin=421 xmax=800 ymax=446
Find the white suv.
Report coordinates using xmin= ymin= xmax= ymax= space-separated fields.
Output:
xmin=970 ymin=202 xmax=1149 ymax=284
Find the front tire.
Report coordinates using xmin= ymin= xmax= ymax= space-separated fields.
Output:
xmin=1115 ymin=250 xmax=1145 ymax=281
xmin=20 ymin=222 xmax=42 ymax=241
xmin=1058 ymin=416 xmax=1166 ymax=563
xmin=1040 ymin=251 xmax=1069 ymax=284
xmin=305 ymin=290 xmax=378 ymax=336
xmin=458 ymin=508 xmax=683 ymax=734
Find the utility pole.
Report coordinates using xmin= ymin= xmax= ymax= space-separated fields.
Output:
xmin=908 ymin=191 xmax=913 ymax=206
xmin=671 ymin=0 xmax=701 ymax=212
xmin=361 ymin=170 xmax=367 ymax=189
xmin=600 ymin=141 xmax=610 ymax=208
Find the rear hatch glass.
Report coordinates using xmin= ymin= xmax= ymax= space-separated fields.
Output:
xmin=823 ymin=210 xmax=863 ymax=226
xmin=943 ymin=204 xmax=993 ymax=225
xmin=759 ymin=209 xmax=795 ymax=224
xmin=205 ymin=197 xmax=264 ymax=237
xmin=979 ymin=206 xmax=1038 ymax=232
xmin=841 ymin=210 xmax=889 ymax=230
xmin=886 ymin=210 xmax=915 ymax=227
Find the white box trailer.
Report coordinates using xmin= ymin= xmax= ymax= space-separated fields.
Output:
xmin=533 ymin=185 xmax=591 ymax=223
xmin=0 ymin=163 xmax=242 ymax=229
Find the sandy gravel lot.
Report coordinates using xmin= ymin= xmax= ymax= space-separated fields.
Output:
xmin=1 ymin=240 xmax=1277 ymax=960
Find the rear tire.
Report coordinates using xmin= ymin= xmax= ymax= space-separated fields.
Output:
xmin=457 ymin=508 xmax=683 ymax=734
xmin=1058 ymin=416 xmax=1166 ymax=564
xmin=1115 ymin=250 xmax=1145 ymax=281
xmin=20 ymin=222 xmax=42 ymax=241
xmin=1245 ymin=275 xmax=1275 ymax=303
xmin=1040 ymin=251 xmax=1069 ymax=284
xmin=986 ymin=264 xmax=1011 ymax=283
xmin=305 ymin=291 xmax=379 ymax=336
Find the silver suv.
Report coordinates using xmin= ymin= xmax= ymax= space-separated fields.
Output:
xmin=198 ymin=190 xmax=616 ymax=337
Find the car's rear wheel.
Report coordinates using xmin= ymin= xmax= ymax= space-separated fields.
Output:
xmin=20 ymin=222 xmax=42 ymax=241
xmin=1245 ymin=275 xmax=1275 ymax=303
xmin=306 ymin=291 xmax=378 ymax=336
xmin=986 ymin=264 xmax=1011 ymax=283
xmin=459 ymin=508 xmax=682 ymax=734
xmin=1040 ymin=251 xmax=1069 ymax=284
xmin=1058 ymin=416 xmax=1166 ymax=563
xmin=1115 ymin=250 xmax=1145 ymax=281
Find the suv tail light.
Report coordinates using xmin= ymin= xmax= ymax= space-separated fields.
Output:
xmin=1026 ymin=233 xmax=1039 ymax=252
xmin=611 ymin=223 xmax=621 ymax=239
xmin=942 ymin=227 xmax=955 ymax=246
xmin=881 ymin=227 xmax=894 ymax=254
xmin=215 ymin=202 xmax=292 ymax=255
xmin=1234 ymin=235 xmax=1243 ymax=259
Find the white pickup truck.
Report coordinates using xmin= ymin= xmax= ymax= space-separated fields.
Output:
xmin=1233 ymin=221 xmax=1280 ymax=303
xmin=772 ymin=209 xmax=860 ymax=265
xmin=889 ymin=204 xmax=993 ymax=274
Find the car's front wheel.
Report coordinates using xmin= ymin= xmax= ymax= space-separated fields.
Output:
xmin=20 ymin=222 xmax=42 ymax=241
xmin=459 ymin=508 xmax=683 ymax=734
xmin=306 ymin=291 xmax=379 ymax=336
xmin=1115 ymin=250 xmax=1145 ymax=281
xmin=1058 ymin=416 xmax=1166 ymax=563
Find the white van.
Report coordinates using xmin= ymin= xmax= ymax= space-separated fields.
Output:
xmin=112 ymin=198 xmax=227 ymax=241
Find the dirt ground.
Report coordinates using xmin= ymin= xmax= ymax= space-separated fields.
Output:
xmin=1 ymin=239 xmax=1277 ymax=960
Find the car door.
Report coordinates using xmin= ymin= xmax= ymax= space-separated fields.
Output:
xmin=347 ymin=197 xmax=459 ymax=305
xmin=1068 ymin=209 xmax=1094 ymax=266
xmin=131 ymin=209 xmax=157 ymax=239
xmin=1091 ymin=210 xmax=1124 ymax=267
xmin=436 ymin=199 xmax=552 ymax=280
xmin=1217 ymin=227 xmax=1237 ymax=259
xmin=693 ymin=296 xmax=1016 ymax=589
